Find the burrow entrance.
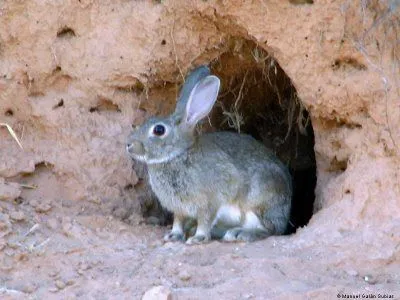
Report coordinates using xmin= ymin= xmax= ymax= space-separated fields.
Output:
xmin=134 ymin=38 xmax=316 ymax=233
xmin=208 ymin=38 xmax=316 ymax=232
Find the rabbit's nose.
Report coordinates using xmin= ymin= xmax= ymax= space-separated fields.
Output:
xmin=126 ymin=140 xmax=145 ymax=155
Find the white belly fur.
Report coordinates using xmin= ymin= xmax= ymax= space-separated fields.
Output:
xmin=212 ymin=205 xmax=242 ymax=227
xmin=212 ymin=205 xmax=264 ymax=230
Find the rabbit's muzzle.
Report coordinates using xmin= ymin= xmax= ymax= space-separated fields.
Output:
xmin=126 ymin=139 xmax=145 ymax=158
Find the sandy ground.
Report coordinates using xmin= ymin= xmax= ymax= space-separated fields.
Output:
xmin=1 ymin=200 xmax=398 ymax=300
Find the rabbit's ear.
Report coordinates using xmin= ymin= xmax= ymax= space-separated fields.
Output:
xmin=184 ymin=75 xmax=220 ymax=126
xmin=174 ymin=66 xmax=210 ymax=118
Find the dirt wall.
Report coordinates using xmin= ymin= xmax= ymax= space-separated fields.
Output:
xmin=0 ymin=0 xmax=399 ymax=298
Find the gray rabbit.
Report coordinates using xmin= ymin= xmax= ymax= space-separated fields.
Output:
xmin=126 ymin=66 xmax=292 ymax=244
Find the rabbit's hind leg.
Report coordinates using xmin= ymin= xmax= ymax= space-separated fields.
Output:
xmin=222 ymin=211 xmax=272 ymax=242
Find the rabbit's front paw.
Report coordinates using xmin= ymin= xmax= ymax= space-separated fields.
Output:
xmin=186 ymin=234 xmax=210 ymax=245
xmin=164 ymin=231 xmax=185 ymax=242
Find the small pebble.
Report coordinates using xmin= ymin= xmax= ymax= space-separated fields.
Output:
xmin=0 ymin=238 xmax=6 ymax=250
xmin=49 ymin=287 xmax=59 ymax=293
xmin=48 ymin=269 xmax=60 ymax=278
xmin=178 ymin=270 xmax=191 ymax=281
xmin=79 ymin=262 xmax=90 ymax=271
xmin=7 ymin=241 xmax=19 ymax=249
xmin=14 ymin=252 xmax=28 ymax=262
xmin=142 ymin=286 xmax=173 ymax=300
xmin=22 ymin=282 xmax=37 ymax=293
xmin=77 ymin=269 xmax=85 ymax=275
xmin=55 ymin=279 xmax=66 ymax=290
xmin=66 ymin=279 xmax=75 ymax=286
xmin=47 ymin=218 xmax=59 ymax=230
xmin=10 ymin=211 xmax=26 ymax=221
xmin=0 ymin=213 xmax=12 ymax=237
xmin=364 ymin=274 xmax=377 ymax=284
xmin=35 ymin=203 xmax=52 ymax=213
xmin=76 ymin=262 xmax=89 ymax=275
xmin=346 ymin=269 xmax=358 ymax=276
xmin=30 ymin=199 xmax=52 ymax=213
xmin=62 ymin=222 xmax=74 ymax=237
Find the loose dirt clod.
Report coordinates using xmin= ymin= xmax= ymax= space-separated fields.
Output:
xmin=9 ymin=211 xmax=26 ymax=222
xmin=0 ymin=179 xmax=21 ymax=201
xmin=0 ymin=213 xmax=12 ymax=238
xmin=30 ymin=199 xmax=52 ymax=213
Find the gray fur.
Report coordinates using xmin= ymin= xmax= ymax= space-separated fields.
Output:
xmin=126 ymin=66 xmax=292 ymax=244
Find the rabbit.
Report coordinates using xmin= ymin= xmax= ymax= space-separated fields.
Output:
xmin=126 ymin=65 xmax=292 ymax=244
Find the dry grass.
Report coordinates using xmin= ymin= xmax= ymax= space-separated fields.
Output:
xmin=0 ymin=123 xmax=23 ymax=149
xmin=218 ymin=71 xmax=248 ymax=133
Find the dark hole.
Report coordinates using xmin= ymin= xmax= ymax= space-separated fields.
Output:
xmin=124 ymin=184 xmax=133 ymax=190
xmin=287 ymin=122 xmax=316 ymax=232
xmin=55 ymin=66 xmax=62 ymax=72
xmin=21 ymin=161 xmax=55 ymax=177
xmin=57 ymin=27 xmax=76 ymax=38
xmin=14 ymin=196 xmax=24 ymax=205
xmin=332 ymin=57 xmax=367 ymax=71
xmin=114 ymin=80 xmax=145 ymax=94
xmin=53 ymin=99 xmax=64 ymax=109
xmin=5 ymin=109 xmax=13 ymax=116
xmin=161 ymin=39 xmax=166 ymax=45
xmin=89 ymin=98 xmax=121 ymax=113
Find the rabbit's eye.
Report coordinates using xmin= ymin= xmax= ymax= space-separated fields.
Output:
xmin=153 ymin=124 xmax=166 ymax=136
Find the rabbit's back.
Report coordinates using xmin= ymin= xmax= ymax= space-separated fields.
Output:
xmin=203 ymin=132 xmax=291 ymax=190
